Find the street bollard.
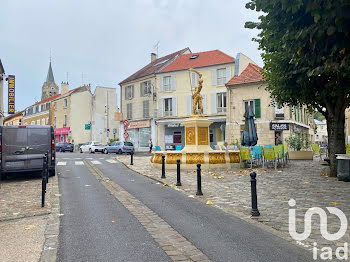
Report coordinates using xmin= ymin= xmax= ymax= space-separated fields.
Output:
xmin=250 ymin=172 xmax=260 ymax=216
xmin=130 ymin=151 xmax=134 ymax=165
xmin=196 ymin=163 xmax=203 ymax=196
xmin=176 ymin=159 xmax=182 ymax=186
xmin=161 ymin=155 xmax=166 ymax=179
xmin=42 ymin=155 xmax=47 ymax=208
xmin=45 ymin=152 xmax=49 ymax=184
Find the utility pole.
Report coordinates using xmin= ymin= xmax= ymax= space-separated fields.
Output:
xmin=106 ymin=90 xmax=109 ymax=144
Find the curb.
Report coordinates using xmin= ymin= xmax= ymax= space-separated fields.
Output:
xmin=40 ymin=171 xmax=61 ymax=262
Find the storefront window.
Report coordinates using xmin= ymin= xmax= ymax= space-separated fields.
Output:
xmin=139 ymin=128 xmax=151 ymax=147
xmin=128 ymin=129 xmax=136 ymax=144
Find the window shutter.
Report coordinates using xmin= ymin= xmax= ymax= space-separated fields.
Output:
xmin=225 ymin=67 xmax=232 ymax=84
xmin=187 ymin=95 xmax=192 ymax=115
xmin=159 ymin=77 xmax=164 ymax=92
xmin=140 ymin=83 xmax=143 ymax=97
xmin=203 ymin=94 xmax=207 ymax=115
xmin=211 ymin=93 xmax=217 ymax=114
xmin=172 ymin=97 xmax=177 ymax=116
xmin=125 ymin=87 xmax=127 ymax=99
xmin=158 ymin=99 xmax=163 ymax=117
xmin=289 ymin=106 xmax=293 ymax=119
xmin=297 ymin=106 xmax=300 ymax=121
xmin=131 ymin=85 xmax=134 ymax=98
xmin=254 ymin=99 xmax=261 ymax=118
xmin=171 ymin=75 xmax=176 ymax=91
xmin=212 ymin=69 xmax=217 ymax=86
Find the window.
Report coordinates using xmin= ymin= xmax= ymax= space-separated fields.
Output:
xmin=143 ymin=100 xmax=149 ymax=118
xmin=42 ymin=118 xmax=45 ymax=125
xmin=46 ymin=103 xmax=49 ymax=110
xmin=19 ymin=119 xmax=22 ymax=125
xmin=64 ymin=99 xmax=68 ymax=108
xmin=31 ymin=121 xmax=35 ymax=125
xmin=140 ymin=81 xmax=151 ymax=97
xmin=36 ymin=105 xmax=39 ymax=113
xmin=64 ymin=115 xmax=67 ymax=127
xmin=37 ymin=119 xmax=40 ymax=125
xmin=163 ymin=76 xmax=171 ymax=91
xmin=320 ymin=125 xmax=323 ymax=130
xmin=316 ymin=135 xmax=319 ymax=139
xmin=125 ymin=85 xmax=134 ymax=100
xmin=127 ymin=103 xmax=132 ymax=119
xmin=244 ymin=100 xmax=255 ymax=114
xmin=216 ymin=93 xmax=227 ymax=113
xmin=54 ymin=117 xmax=56 ymax=128
xmin=217 ymin=68 xmax=226 ymax=85
xmin=46 ymin=118 xmax=49 ymax=125
xmin=164 ymin=98 xmax=173 ymax=116
xmin=41 ymin=104 xmax=44 ymax=111
xmin=54 ymin=102 xmax=57 ymax=110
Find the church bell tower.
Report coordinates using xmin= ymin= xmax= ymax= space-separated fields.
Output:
xmin=41 ymin=60 xmax=59 ymax=100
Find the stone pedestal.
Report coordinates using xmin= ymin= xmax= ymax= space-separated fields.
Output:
xmin=182 ymin=116 xmax=213 ymax=152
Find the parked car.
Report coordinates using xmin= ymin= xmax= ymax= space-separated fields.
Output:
xmin=0 ymin=125 xmax=56 ymax=179
xmin=79 ymin=141 xmax=105 ymax=153
xmin=56 ymin=142 xmax=74 ymax=152
xmin=103 ymin=141 xmax=134 ymax=154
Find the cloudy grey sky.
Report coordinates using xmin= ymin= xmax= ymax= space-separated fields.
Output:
xmin=1 ymin=0 xmax=261 ymax=113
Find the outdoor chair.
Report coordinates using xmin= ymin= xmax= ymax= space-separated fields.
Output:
xmin=346 ymin=144 xmax=350 ymax=154
xmin=283 ymin=144 xmax=289 ymax=165
xmin=175 ymin=145 xmax=182 ymax=151
xmin=264 ymin=144 xmax=273 ymax=148
xmin=273 ymin=145 xmax=284 ymax=167
xmin=155 ymin=146 xmax=161 ymax=151
xmin=262 ymin=147 xmax=277 ymax=170
xmin=239 ymin=147 xmax=253 ymax=169
xmin=312 ymin=143 xmax=326 ymax=161
xmin=251 ymin=146 xmax=263 ymax=166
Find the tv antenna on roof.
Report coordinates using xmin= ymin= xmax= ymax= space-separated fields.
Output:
xmin=153 ymin=41 xmax=160 ymax=57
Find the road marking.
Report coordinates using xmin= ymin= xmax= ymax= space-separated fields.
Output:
xmin=74 ymin=158 xmax=82 ymax=160
xmin=106 ymin=159 xmax=117 ymax=163
xmin=57 ymin=162 xmax=67 ymax=166
xmin=75 ymin=161 xmax=84 ymax=165
xmin=86 ymin=158 xmax=93 ymax=159
xmin=91 ymin=160 xmax=101 ymax=165
xmin=99 ymin=158 xmax=105 ymax=160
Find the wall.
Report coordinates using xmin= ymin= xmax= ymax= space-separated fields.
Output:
xmin=23 ymin=111 xmax=50 ymax=126
xmin=4 ymin=114 xmax=23 ymax=126
xmin=53 ymin=96 xmax=71 ymax=129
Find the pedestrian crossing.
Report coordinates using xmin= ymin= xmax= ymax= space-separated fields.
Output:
xmin=56 ymin=158 xmax=118 ymax=166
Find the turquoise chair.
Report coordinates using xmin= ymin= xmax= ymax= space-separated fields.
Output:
xmin=175 ymin=145 xmax=182 ymax=151
xmin=251 ymin=146 xmax=263 ymax=166
xmin=155 ymin=146 xmax=161 ymax=151
xmin=264 ymin=144 xmax=273 ymax=148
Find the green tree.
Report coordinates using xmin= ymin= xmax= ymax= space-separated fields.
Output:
xmin=245 ymin=0 xmax=350 ymax=176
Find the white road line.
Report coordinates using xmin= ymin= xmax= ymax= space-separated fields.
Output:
xmin=99 ymin=158 xmax=105 ymax=160
xmin=106 ymin=159 xmax=117 ymax=163
xmin=91 ymin=160 xmax=101 ymax=165
xmin=57 ymin=162 xmax=67 ymax=166
xmin=75 ymin=161 xmax=84 ymax=165
xmin=86 ymin=158 xmax=93 ymax=159
xmin=74 ymin=158 xmax=82 ymax=160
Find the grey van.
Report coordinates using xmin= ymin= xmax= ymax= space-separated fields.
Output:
xmin=0 ymin=126 xmax=56 ymax=179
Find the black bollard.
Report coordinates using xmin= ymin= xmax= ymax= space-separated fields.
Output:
xmin=196 ymin=163 xmax=203 ymax=196
xmin=42 ymin=155 xmax=47 ymax=207
xmin=176 ymin=159 xmax=181 ymax=186
xmin=45 ymin=152 xmax=49 ymax=184
xmin=161 ymin=155 xmax=166 ymax=179
xmin=130 ymin=151 xmax=134 ymax=165
xmin=250 ymin=172 xmax=260 ymax=216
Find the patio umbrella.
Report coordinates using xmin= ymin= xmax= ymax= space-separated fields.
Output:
xmin=241 ymin=105 xmax=258 ymax=146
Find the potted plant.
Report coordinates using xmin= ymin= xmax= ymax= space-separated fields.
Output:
xmin=286 ymin=133 xmax=313 ymax=160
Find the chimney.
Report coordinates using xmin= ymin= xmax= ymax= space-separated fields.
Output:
xmin=61 ymin=81 xmax=69 ymax=94
xmin=151 ymin=53 xmax=157 ymax=62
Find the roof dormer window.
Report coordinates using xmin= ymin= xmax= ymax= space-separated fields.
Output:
xmin=190 ymin=55 xmax=199 ymax=60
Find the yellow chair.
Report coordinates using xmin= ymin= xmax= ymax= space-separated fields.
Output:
xmin=262 ymin=147 xmax=277 ymax=170
xmin=346 ymin=144 xmax=350 ymax=154
xmin=239 ymin=147 xmax=253 ymax=169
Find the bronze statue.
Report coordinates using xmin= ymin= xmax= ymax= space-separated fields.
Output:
xmin=189 ymin=68 xmax=203 ymax=115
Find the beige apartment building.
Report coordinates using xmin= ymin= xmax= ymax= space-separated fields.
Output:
xmin=155 ymin=51 xmax=255 ymax=150
xmin=22 ymin=95 xmax=58 ymax=126
xmin=314 ymin=119 xmax=328 ymax=144
xmin=226 ymin=63 xmax=314 ymax=146
xmin=119 ymin=48 xmax=190 ymax=151
xmin=4 ymin=110 xmax=24 ymax=126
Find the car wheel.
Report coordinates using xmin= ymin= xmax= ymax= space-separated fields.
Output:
xmin=80 ymin=148 xmax=83 ymax=153
xmin=89 ymin=148 xmax=92 ymax=153
xmin=118 ymin=149 xmax=122 ymax=154
xmin=104 ymin=149 xmax=108 ymax=154
xmin=60 ymin=148 xmax=63 ymax=152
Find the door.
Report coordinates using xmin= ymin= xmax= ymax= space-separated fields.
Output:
xmin=27 ymin=127 xmax=51 ymax=169
xmin=2 ymin=127 xmax=28 ymax=170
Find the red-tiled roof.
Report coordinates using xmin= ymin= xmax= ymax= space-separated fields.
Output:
xmin=32 ymin=94 xmax=61 ymax=106
xmin=119 ymin=48 xmax=190 ymax=85
xmin=226 ymin=63 xmax=264 ymax=86
xmin=160 ymin=50 xmax=234 ymax=73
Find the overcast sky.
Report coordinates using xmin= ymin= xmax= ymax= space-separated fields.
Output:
xmin=0 ymin=0 xmax=262 ymax=113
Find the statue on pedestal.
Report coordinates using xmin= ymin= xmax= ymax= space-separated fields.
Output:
xmin=189 ymin=68 xmax=203 ymax=116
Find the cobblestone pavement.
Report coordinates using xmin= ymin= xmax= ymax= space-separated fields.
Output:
xmin=117 ymin=155 xmax=350 ymax=252
xmin=0 ymin=173 xmax=60 ymax=262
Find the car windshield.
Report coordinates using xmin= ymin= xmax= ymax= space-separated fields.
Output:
xmin=125 ymin=142 xmax=133 ymax=146
xmin=94 ymin=142 xmax=103 ymax=146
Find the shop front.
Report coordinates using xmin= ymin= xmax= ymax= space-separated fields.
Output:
xmin=54 ymin=127 xmax=71 ymax=143
xmin=127 ymin=120 xmax=151 ymax=151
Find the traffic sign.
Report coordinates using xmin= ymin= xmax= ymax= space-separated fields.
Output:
xmin=106 ymin=128 xmax=110 ymax=132
xmin=85 ymin=124 xmax=91 ymax=130
xmin=123 ymin=120 xmax=129 ymax=127
xmin=123 ymin=132 xmax=129 ymax=139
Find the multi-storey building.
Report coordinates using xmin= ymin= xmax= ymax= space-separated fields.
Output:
xmin=226 ymin=63 xmax=314 ymax=145
xmin=314 ymin=119 xmax=328 ymax=144
xmin=41 ymin=60 xmax=59 ymax=100
xmin=155 ymin=50 xmax=255 ymax=150
xmin=0 ymin=59 xmax=5 ymax=125
xmin=22 ymin=95 xmax=58 ymax=126
xmin=119 ymin=48 xmax=190 ymax=151
xmin=4 ymin=110 xmax=24 ymax=126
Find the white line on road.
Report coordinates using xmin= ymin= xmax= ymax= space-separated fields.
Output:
xmin=86 ymin=158 xmax=93 ymax=159
xmin=106 ymin=159 xmax=117 ymax=163
xmin=75 ymin=161 xmax=84 ymax=165
xmin=91 ymin=160 xmax=101 ymax=165
xmin=99 ymin=158 xmax=105 ymax=160
xmin=74 ymin=158 xmax=82 ymax=160
xmin=57 ymin=162 xmax=67 ymax=166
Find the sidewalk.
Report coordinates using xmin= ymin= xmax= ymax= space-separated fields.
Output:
xmin=0 ymin=173 xmax=60 ymax=262
xmin=117 ymin=155 xmax=350 ymax=252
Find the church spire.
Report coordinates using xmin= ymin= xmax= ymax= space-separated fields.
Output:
xmin=46 ymin=61 xmax=55 ymax=83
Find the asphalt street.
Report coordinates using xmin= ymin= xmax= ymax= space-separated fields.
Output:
xmin=57 ymin=152 xmax=317 ymax=262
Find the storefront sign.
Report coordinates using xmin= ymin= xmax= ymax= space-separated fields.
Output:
xmin=128 ymin=120 xmax=150 ymax=129
xmin=54 ymin=127 xmax=70 ymax=135
xmin=168 ymin=123 xmax=183 ymax=128
xmin=8 ymin=75 xmax=15 ymax=114
xmin=85 ymin=124 xmax=91 ymax=130
xmin=270 ymin=122 xmax=289 ymax=131
xmin=274 ymin=105 xmax=284 ymax=118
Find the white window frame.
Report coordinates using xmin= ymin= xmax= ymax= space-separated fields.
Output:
xmin=64 ymin=115 xmax=67 ymax=127
xmin=46 ymin=118 xmax=49 ymax=125
xmin=127 ymin=103 xmax=132 ymax=119
xmin=217 ymin=68 xmax=226 ymax=85
xmin=243 ymin=100 xmax=255 ymax=114
xmin=141 ymin=81 xmax=151 ymax=97
xmin=126 ymin=85 xmax=133 ymax=100
xmin=216 ymin=92 xmax=227 ymax=113
xmin=143 ymin=100 xmax=149 ymax=118
xmin=42 ymin=118 xmax=45 ymax=125
xmin=37 ymin=119 xmax=40 ymax=125
xmin=163 ymin=76 xmax=171 ymax=92
xmin=164 ymin=98 xmax=173 ymax=116
xmin=54 ymin=102 xmax=57 ymax=110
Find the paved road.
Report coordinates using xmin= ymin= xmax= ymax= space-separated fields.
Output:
xmin=57 ymin=152 xmax=316 ymax=262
